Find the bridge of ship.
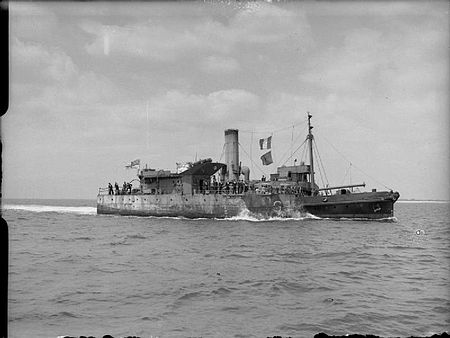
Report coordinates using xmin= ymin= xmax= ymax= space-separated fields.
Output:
xmin=137 ymin=159 xmax=227 ymax=195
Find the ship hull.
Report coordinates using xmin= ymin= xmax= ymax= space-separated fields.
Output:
xmin=97 ymin=191 xmax=398 ymax=219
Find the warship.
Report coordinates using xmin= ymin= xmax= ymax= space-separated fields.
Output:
xmin=97 ymin=114 xmax=399 ymax=219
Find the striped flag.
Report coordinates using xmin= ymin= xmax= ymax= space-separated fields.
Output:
xmin=259 ymin=136 xmax=272 ymax=150
xmin=126 ymin=159 xmax=140 ymax=168
xmin=260 ymin=151 xmax=273 ymax=165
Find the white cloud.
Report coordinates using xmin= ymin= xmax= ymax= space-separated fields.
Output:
xmin=145 ymin=89 xmax=260 ymax=127
xmin=200 ymin=55 xmax=240 ymax=74
xmin=8 ymin=37 xmax=129 ymax=143
xmin=11 ymin=36 xmax=128 ymax=105
xmin=80 ymin=20 xmax=227 ymax=61
xmin=80 ymin=2 xmax=312 ymax=62
xmin=12 ymin=38 xmax=78 ymax=84
xmin=230 ymin=2 xmax=309 ymax=44
xmin=300 ymin=22 xmax=448 ymax=121
xmin=301 ymin=28 xmax=385 ymax=93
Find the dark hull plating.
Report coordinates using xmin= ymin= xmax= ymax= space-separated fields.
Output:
xmin=97 ymin=191 xmax=397 ymax=219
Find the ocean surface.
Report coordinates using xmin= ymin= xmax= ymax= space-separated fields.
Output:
xmin=3 ymin=199 xmax=450 ymax=338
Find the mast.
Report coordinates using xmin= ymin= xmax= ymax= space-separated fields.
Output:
xmin=307 ymin=113 xmax=315 ymax=194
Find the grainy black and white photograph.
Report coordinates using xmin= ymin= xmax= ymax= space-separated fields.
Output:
xmin=2 ymin=1 xmax=449 ymax=338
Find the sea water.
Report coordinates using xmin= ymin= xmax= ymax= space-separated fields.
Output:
xmin=3 ymin=199 xmax=450 ymax=338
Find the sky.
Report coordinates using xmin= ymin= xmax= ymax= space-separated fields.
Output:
xmin=2 ymin=1 xmax=449 ymax=200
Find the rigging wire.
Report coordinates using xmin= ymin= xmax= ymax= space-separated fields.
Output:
xmin=290 ymin=124 xmax=294 ymax=166
xmin=314 ymin=125 xmax=393 ymax=190
xmin=313 ymin=139 xmax=329 ymax=187
xmin=300 ymin=141 xmax=307 ymax=164
xmin=238 ymin=142 xmax=268 ymax=178
xmin=340 ymin=163 xmax=352 ymax=185
xmin=349 ymin=162 xmax=352 ymax=186
xmin=239 ymin=119 xmax=308 ymax=135
xmin=281 ymin=138 xmax=308 ymax=167
xmin=278 ymin=131 xmax=307 ymax=167
xmin=218 ymin=143 xmax=226 ymax=163
xmin=219 ymin=116 xmax=393 ymax=191
xmin=313 ymin=145 xmax=327 ymax=192
xmin=237 ymin=118 xmax=310 ymax=171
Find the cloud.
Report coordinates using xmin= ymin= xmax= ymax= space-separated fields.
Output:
xmin=300 ymin=22 xmax=448 ymax=121
xmin=9 ymin=37 xmax=128 ymax=140
xmin=302 ymin=1 xmax=446 ymax=18
xmin=80 ymin=17 xmax=234 ymax=60
xmin=81 ymin=21 xmax=210 ymax=61
xmin=9 ymin=2 xmax=59 ymax=40
xmin=80 ymin=2 xmax=312 ymax=62
xmin=5 ymin=1 xmax=448 ymax=200
xmin=301 ymin=28 xmax=385 ymax=94
xmin=200 ymin=55 xmax=240 ymax=74
xmin=11 ymin=38 xmax=78 ymax=85
xmin=11 ymin=37 xmax=127 ymax=102
xmin=144 ymin=89 xmax=260 ymax=127
xmin=230 ymin=2 xmax=309 ymax=44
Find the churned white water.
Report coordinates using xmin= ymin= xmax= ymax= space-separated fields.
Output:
xmin=3 ymin=204 xmax=97 ymax=215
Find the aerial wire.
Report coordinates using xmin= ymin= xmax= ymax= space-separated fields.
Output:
xmin=276 ymin=123 xmax=309 ymax=167
xmin=280 ymin=138 xmax=308 ymax=167
xmin=239 ymin=119 xmax=308 ymax=135
xmin=313 ymin=139 xmax=329 ymax=187
xmin=238 ymin=142 xmax=268 ymax=178
xmin=291 ymin=124 xmax=294 ymax=166
xmin=315 ymin=125 xmax=393 ymax=190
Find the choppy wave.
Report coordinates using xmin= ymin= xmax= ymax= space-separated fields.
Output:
xmin=2 ymin=204 xmax=97 ymax=215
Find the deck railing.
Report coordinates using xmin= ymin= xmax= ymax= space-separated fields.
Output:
xmin=98 ymin=187 xmax=136 ymax=196
xmin=98 ymin=187 xmax=109 ymax=195
xmin=98 ymin=184 xmax=324 ymax=197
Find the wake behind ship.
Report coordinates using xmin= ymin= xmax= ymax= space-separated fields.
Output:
xmin=97 ymin=114 xmax=400 ymax=219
